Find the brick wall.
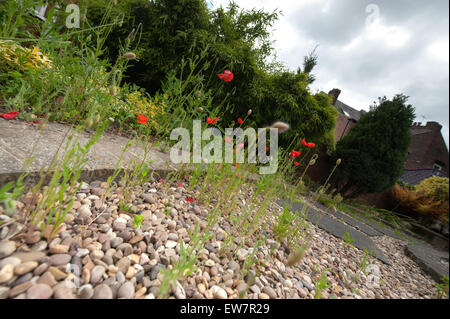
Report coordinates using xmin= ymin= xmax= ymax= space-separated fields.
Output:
xmin=335 ymin=113 xmax=356 ymax=142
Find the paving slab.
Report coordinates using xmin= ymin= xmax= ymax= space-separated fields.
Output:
xmin=405 ymin=243 xmax=449 ymax=282
xmin=277 ymin=199 xmax=391 ymax=265
xmin=0 ymin=119 xmax=176 ymax=186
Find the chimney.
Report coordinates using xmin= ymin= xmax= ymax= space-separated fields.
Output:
xmin=412 ymin=122 xmax=417 ymax=126
xmin=328 ymin=88 xmax=341 ymax=105
xmin=426 ymin=121 xmax=442 ymax=131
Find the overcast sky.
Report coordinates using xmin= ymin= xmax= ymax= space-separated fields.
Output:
xmin=210 ymin=0 xmax=449 ymax=148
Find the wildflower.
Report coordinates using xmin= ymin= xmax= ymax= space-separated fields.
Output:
xmin=294 ymin=162 xmax=300 ymax=166
xmin=32 ymin=120 xmax=40 ymax=124
xmin=206 ymin=117 xmax=218 ymax=124
xmin=270 ymin=121 xmax=290 ymax=133
xmin=265 ymin=146 xmax=269 ymax=151
xmin=187 ymin=197 xmax=194 ymax=203
xmin=217 ymin=69 xmax=234 ymax=82
xmin=137 ymin=114 xmax=149 ymax=126
xmin=307 ymin=142 xmax=315 ymax=148
xmin=301 ymin=139 xmax=307 ymax=146
xmin=234 ymin=163 xmax=239 ymax=167
xmin=225 ymin=137 xmax=231 ymax=143
xmin=237 ymin=117 xmax=243 ymax=124
xmin=0 ymin=112 xmax=18 ymax=120
xmin=123 ymin=52 xmax=137 ymax=60
xmin=336 ymin=158 xmax=342 ymax=166
xmin=289 ymin=150 xmax=301 ymax=158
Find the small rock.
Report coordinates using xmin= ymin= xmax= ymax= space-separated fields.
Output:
xmin=0 ymin=287 xmax=10 ymax=299
xmin=0 ymin=264 xmax=14 ymax=284
xmin=49 ymin=254 xmax=71 ymax=266
xmin=78 ymin=284 xmax=94 ymax=299
xmin=211 ymin=285 xmax=227 ymax=299
xmin=27 ymin=284 xmax=53 ymax=299
xmin=93 ymin=284 xmax=113 ymax=299
xmin=49 ymin=245 xmax=69 ymax=254
xmin=14 ymin=261 xmax=38 ymax=275
xmin=263 ymin=286 xmax=277 ymax=299
xmin=54 ymin=287 xmax=75 ymax=299
xmin=0 ymin=256 xmax=21 ymax=268
xmin=90 ymin=265 xmax=106 ymax=284
xmin=118 ymin=282 xmax=135 ymax=299
xmin=0 ymin=240 xmax=16 ymax=258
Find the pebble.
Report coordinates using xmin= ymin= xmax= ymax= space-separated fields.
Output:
xmin=78 ymin=284 xmax=94 ymax=299
xmin=54 ymin=287 xmax=75 ymax=299
xmin=14 ymin=261 xmax=38 ymax=275
xmin=0 ymin=264 xmax=14 ymax=284
xmin=93 ymin=284 xmax=113 ymax=299
xmin=211 ymin=285 xmax=227 ymax=299
xmin=263 ymin=286 xmax=277 ymax=299
xmin=0 ymin=241 xmax=16 ymax=258
xmin=118 ymin=282 xmax=135 ymax=299
xmin=90 ymin=265 xmax=105 ymax=284
xmin=0 ymin=257 xmax=21 ymax=268
xmin=27 ymin=284 xmax=53 ymax=299
xmin=49 ymin=254 xmax=71 ymax=266
xmin=49 ymin=245 xmax=69 ymax=254
xmin=0 ymin=287 xmax=10 ymax=299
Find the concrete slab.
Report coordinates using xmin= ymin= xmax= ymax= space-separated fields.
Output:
xmin=405 ymin=243 xmax=449 ymax=282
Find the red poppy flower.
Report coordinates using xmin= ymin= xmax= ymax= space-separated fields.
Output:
xmin=307 ymin=142 xmax=315 ymax=148
xmin=33 ymin=120 xmax=41 ymax=124
xmin=294 ymin=162 xmax=300 ymax=166
xmin=301 ymin=139 xmax=307 ymax=146
xmin=237 ymin=117 xmax=243 ymax=124
xmin=233 ymin=149 xmax=236 ymax=154
xmin=234 ymin=163 xmax=239 ymax=167
xmin=217 ymin=70 xmax=234 ymax=82
xmin=187 ymin=197 xmax=194 ymax=203
xmin=0 ymin=112 xmax=18 ymax=120
xmin=225 ymin=137 xmax=231 ymax=142
xmin=177 ymin=183 xmax=183 ymax=188
xmin=206 ymin=117 xmax=218 ymax=124
xmin=289 ymin=150 xmax=301 ymax=158
xmin=265 ymin=146 xmax=269 ymax=151
xmin=237 ymin=143 xmax=244 ymax=149
xmin=137 ymin=114 xmax=148 ymax=126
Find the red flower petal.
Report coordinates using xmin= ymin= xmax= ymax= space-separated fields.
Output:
xmin=207 ymin=117 xmax=218 ymax=124
xmin=265 ymin=146 xmax=269 ymax=151
xmin=237 ymin=143 xmax=244 ymax=149
xmin=307 ymin=143 xmax=315 ymax=148
xmin=187 ymin=197 xmax=194 ymax=203
xmin=237 ymin=118 xmax=243 ymax=124
xmin=217 ymin=70 xmax=234 ymax=82
xmin=301 ymin=139 xmax=307 ymax=146
xmin=0 ymin=112 xmax=18 ymax=120
xmin=225 ymin=137 xmax=231 ymax=142
xmin=294 ymin=162 xmax=300 ymax=166
xmin=33 ymin=120 xmax=40 ymax=124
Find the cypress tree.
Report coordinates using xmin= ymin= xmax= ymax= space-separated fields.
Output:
xmin=332 ymin=94 xmax=415 ymax=197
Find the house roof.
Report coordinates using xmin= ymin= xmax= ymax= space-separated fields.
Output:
xmin=334 ymin=100 xmax=366 ymax=121
xmin=399 ymin=169 xmax=448 ymax=185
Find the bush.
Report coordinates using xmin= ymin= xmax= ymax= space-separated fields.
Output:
xmin=333 ymin=94 xmax=415 ymax=197
xmin=391 ymin=176 xmax=449 ymax=224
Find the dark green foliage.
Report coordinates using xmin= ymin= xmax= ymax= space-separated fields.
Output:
xmin=333 ymin=94 xmax=415 ymax=195
xmin=83 ymin=0 xmax=337 ymax=148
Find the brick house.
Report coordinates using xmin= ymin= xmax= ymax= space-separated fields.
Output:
xmin=327 ymin=88 xmax=449 ymax=185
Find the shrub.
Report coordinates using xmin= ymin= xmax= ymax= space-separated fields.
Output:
xmin=333 ymin=94 xmax=415 ymax=197
xmin=391 ymin=176 xmax=449 ymax=224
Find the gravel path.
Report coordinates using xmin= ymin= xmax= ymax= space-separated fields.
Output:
xmin=0 ymin=179 xmax=442 ymax=299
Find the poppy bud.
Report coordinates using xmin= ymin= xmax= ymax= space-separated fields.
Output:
xmin=195 ymin=90 xmax=202 ymax=98
xmin=336 ymin=158 xmax=342 ymax=166
xmin=247 ymin=109 xmax=252 ymax=115
xmin=123 ymin=52 xmax=136 ymax=60
xmin=86 ymin=34 xmax=92 ymax=42
xmin=309 ymin=159 xmax=316 ymax=166
xmin=108 ymin=117 xmax=115 ymax=122
xmin=198 ymin=107 xmax=203 ymax=112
